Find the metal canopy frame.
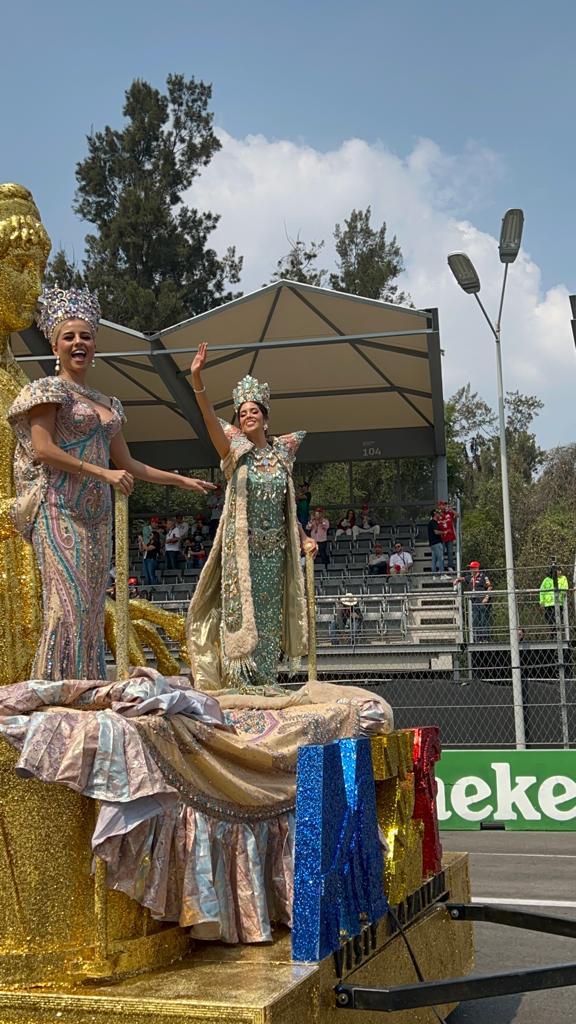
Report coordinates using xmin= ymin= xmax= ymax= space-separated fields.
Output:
xmin=334 ymin=902 xmax=576 ymax=1013
xmin=13 ymin=281 xmax=447 ymax=476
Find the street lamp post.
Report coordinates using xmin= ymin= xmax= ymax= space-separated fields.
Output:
xmin=448 ymin=210 xmax=526 ymax=749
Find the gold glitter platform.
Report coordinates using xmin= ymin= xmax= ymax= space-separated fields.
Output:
xmin=0 ymin=743 xmax=190 ymax=990
xmin=0 ymin=852 xmax=473 ymax=1024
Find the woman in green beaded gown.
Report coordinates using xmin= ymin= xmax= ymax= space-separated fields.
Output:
xmin=186 ymin=343 xmax=316 ymax=689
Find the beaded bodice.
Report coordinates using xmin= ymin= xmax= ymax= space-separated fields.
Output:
xmin=246 ymin=445 xmax=287 ymax=551
xmin=9 ymin=377 xmax=125 ymax=528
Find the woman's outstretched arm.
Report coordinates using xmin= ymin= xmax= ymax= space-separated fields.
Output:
xmin=109 ymin=433 xmax=215 ymax=494
xmin=190 ymin=342 xmax=230 ymax=460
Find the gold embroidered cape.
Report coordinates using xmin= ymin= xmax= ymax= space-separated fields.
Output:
xmin=186 ymin=423 xmax=308 ymax=691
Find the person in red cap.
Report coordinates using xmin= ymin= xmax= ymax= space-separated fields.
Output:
xmin=437 ymin=499 xmax=458 ymax=572
xmin=454 ymin=560 xmax=493 ymax=641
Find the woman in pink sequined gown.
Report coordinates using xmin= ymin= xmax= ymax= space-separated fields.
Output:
xmin=8 ymin=287 xmax=213 ymax=680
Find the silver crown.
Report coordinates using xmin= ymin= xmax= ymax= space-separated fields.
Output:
xmin=36 ymin=286 xmax=101 ymax=341
xmin=232 ymin=374 xmax=271 ymax=413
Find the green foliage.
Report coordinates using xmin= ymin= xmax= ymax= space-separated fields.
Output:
xmin=330 ymin=207 xmax=411 ymax=304
xmin=292 ymin=457 xmax=434 ymax=521
xmin=446 ymin=386 xmax=573 ymax=574
xmin=516 ymin=445 xmax=576 ymax=578
xmin=44 ymin=248 xmax=84 ymax=289
xmin=53 ymin=74 xmax=242 ymax=331
xmin=293 ymin=462 xmax=350 ymax=510
xmin=268 ymin=235 xmax=327 ymax=286
xmin=352 ymin=461 xmax=400 ymax=506
xmin=130 ymin=479 xmax=166 ymax=515
xmin=267 ymin=206 xmax=411 ymax=303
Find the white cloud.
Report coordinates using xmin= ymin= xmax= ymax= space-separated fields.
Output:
xmin=189 ymin=130 xmax=574 ymax=449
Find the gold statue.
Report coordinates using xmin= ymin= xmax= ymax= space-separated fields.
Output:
xmin=0 ymin=183 xmax=50 ymax=684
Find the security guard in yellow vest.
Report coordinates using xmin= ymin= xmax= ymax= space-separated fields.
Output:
xmin=539 ymin=566 xmax=569 ymax=635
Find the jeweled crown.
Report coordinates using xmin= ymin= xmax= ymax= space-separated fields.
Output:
xmin=36 ymin=286 xmax=101 ymax=341
xmin=232 ymin=374 xmax=271 ymax=413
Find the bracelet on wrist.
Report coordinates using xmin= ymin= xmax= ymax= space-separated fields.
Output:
xmin=193 ymin=384 xmax=206 ymax=394
xmin=77 ymin=459 xmax=84 ymax=474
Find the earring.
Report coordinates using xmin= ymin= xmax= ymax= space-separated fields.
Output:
xmin=55 ymin=356 xmax=60 ymax=374
xmin=92 ymin=356 xmax=96 ymax=368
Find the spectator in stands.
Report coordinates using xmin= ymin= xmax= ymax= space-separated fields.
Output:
xmin=164 ymin=518 xmax=182 ymax=571
xmin=143 ymin=530 xmax=161 ymax=586
xmin=437 ymin=499 xmax=457 ymax=572
xmin=138 ymin=518 xmax=152 ymax=546
xmin=539 ymin=566 xmax=569 ymax=636
xmin=355 ymin=504 xmax=380 ymax=540
xmin=307 ymin=507 xmax=330 ymax=566
xmin=183 ymin=538 xmax=195 ymax=570
xmin=194 ymin=513 xmax=210 ymax=538
xmin=330 ymin=593 xmax=364 ymax=645
xmin=454 ymin=561 xmax=493 ymax=641
xmin=296 ymin=481 xmax=312 ymax=532
xmin=137 ymin=516 xmax=157 ymax=559
xmin=175 ymin=514 xmax=189 ymax=543
xmin=188 ymin=530 xmax=207 ymax=570
xmin=389 ymin=541 xmax=413 ymax=574
xmin=368 ymin=544 xmax=388 ymax=575
xmin=208 ymin=483 xmax=225 ymax=540
xmin=428 ymin=510 xmax=445 ymax=578
xmin=336 ymin=509 xmax=356 ymax=538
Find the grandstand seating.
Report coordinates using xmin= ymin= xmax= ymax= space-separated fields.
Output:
xmin=126 ymin=521 xmax=460 ymax=651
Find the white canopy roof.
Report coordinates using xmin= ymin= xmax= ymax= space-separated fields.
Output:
xmin=13 ymin=281 xmax=445 ymax=469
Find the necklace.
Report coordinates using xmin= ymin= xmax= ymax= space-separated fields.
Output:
xmin=252 ymin=443 xmax=278 ymax=470
xmin=58 ymin=377 xmax=112 ymax=408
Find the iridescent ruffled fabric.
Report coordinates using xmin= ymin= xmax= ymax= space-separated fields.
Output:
xmin=0 ymin=669 xmax=393 ymax=943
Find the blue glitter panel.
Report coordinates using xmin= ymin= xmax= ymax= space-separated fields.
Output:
xmin=292 ymin=737 xmax=387 ymax=962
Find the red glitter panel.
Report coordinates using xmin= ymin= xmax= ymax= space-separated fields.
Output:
xmin=410 ymin=726 xmax=443 ymax=877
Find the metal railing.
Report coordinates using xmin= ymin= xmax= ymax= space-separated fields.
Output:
xmin=110 ymin=553 xmax=576 ymax=749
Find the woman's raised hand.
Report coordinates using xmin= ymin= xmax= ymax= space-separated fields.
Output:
xmin=191 ymin=341 xmax=208 ymax=380
xmin=105 ymin=469 xmax=134 ymax=496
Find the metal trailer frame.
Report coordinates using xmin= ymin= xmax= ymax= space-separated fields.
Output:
xmin=334 ymin=902 xmax=576 ymax=1012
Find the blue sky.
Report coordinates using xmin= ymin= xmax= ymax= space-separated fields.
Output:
xmin=2 ymin=1 xmax=576 ymax=445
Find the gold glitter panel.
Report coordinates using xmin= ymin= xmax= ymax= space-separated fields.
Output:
xmin=0 ymin=739 xmax=189 ymax=989
xmin=0 ymin=742 xmax=94 ymax=957
xmin=0 ymin=855 xmax=473 ymax=1024
xmin=370 ymin=731 xmax=414 ymax=783
xmin=0 ymin=183 xmax=50 ymax=686
xmin=372 ymin=733 xmax=424 ymax=906
xmin=370 ymin=733 xmax=401 ymax=781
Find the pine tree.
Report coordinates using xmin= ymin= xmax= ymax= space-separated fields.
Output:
xmin=268 ymin=234 xmax=327 ymax=286
xmin=330 ymin=206 xmax=410 ymax=304
xmin=43 ymin=248 xmax=84 ymax=290
xmin=48 ymin=74 xmax=242 ymax=331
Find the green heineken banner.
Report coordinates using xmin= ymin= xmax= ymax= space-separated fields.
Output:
xmin=436 ymin=750 xmax=576 ymax=831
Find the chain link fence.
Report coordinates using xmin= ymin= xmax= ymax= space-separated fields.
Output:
xmin=119 ymin=524 xmax=576 ymax=751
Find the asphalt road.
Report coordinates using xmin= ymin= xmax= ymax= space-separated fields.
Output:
xmin=442 ymin=830 xmax=576 ymax=1024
